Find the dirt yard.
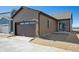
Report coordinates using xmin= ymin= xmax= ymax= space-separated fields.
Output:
xmin=32 ymin=33 xmax=79 ymax=52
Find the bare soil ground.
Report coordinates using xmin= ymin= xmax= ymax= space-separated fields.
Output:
xmin=32 ymin=33 xmax=79 ymax=52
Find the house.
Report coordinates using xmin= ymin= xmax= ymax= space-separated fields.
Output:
xmin=0 ymin=12 xmax=13 ymax=34
xmin=11 ymin=6 xmax=72 ymax=37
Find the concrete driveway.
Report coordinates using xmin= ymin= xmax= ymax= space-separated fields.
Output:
xmin=0 ymin=36 xmax=67 ymax=52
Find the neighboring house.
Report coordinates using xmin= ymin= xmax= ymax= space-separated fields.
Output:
xmin=11 ymin=6 xmax=73 ymax=37
xmin=0 ymin=12 xmax=13 ymax=34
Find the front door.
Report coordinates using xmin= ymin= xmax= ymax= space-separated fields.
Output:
xmin=58 ymin=21 xmax=66 ymax=32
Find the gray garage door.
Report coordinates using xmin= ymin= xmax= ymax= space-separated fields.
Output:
xmin=15 ymin=21 xmax=36 ymax=37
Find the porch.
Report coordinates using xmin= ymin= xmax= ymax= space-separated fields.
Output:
xmin=56 ymin=20 xmax=71 ymax=32
xmin=40 ymin=32 xmax=79 ymax=44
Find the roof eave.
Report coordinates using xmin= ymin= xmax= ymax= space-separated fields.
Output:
xmin=39 ymin=11 xmax=57 ymax=21
xmin=11 ymin=6 xmax=23 ymax=18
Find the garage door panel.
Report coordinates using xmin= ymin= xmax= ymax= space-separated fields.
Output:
xmin=22 ymin=24 xmax=36 ymax=36
xmin=15 ymin=22 xmax=36 ymax=37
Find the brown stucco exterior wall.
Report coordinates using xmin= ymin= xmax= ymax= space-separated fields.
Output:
xmin=39 ymin=13 xmax=56 ymax=36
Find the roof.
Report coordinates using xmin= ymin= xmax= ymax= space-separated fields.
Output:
xmin=52 ymin=12 xmax=72 ymax=20
xmin=0 ymin=12 xmax=12 ymax=20
xmin=0 ymin=12 xmax=11 ymax=17
xmin=11 ymin=6 xmax=57 ymax=20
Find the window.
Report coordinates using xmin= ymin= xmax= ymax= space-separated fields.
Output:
xmin=20 ymin=21 xmax=36 ymax=25
xmin=47 ymin=20 xmax=50 ymax=28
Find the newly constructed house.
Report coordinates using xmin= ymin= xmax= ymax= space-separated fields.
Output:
xmin=11 ymin=6 xmax=72 ymax=37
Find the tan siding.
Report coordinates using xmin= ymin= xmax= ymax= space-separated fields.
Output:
xmin=39 ymin=13 xmax=56 ymax=35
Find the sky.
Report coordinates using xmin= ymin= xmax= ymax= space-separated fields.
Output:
xmin=0 ymin=6 xmax=78 ymax=27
